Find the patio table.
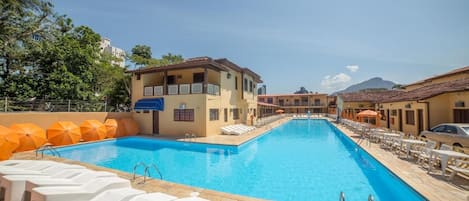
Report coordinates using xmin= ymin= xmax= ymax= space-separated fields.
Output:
xmin=400 ymin=139 xmax=426 ymax=158
xmin=428 ymin=149 xmax=469 ymax=176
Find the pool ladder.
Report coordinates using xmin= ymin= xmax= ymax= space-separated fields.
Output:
xmin=35 ymin=144 xmax=61 ymax=158
xmin=132 ymin=162 xmax=163 ymax=184
xmin=339 ymin=192 xmax=374 ymax=201
xmin=184 ymin=133 xmax=196 ymax=141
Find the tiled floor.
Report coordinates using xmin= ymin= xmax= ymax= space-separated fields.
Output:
xmin=10 ymin=117 xmax=469 ymax=201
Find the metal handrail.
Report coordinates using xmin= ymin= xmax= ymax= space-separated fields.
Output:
xmin=35 ymin=144 xmax=60 ymax=158
xmin=339 ymin=192 xmax=345 ymax=201
xmin=145 ymin=164 xmax=163 ymax=180
xmin=133 ymin=162 xmax=163 ymax=184
xmin=132 ymin=162 xmax=148 ymax=181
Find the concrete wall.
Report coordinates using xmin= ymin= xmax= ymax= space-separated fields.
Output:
xmin=0 ymin=112 xmax=132 ymax=130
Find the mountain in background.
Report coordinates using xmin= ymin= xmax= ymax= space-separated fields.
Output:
xmin=333 ymin=77 xmax=396 ymax=94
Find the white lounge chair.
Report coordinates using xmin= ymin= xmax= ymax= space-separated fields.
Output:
xmin=1 ymin=169 xmax=91 ymax=201
xmin=30 ymin=177 xmax=131 ymax=201
xmin=0 ymin=163 xmax=85 ymax=177
xmin=0 ymin=160 xmax=56 ymax=167
xmin=2 ymin=169 xmax=116 ymax=201
xmin=129 ymin=192 xmax=178 ymax=201
xmin=89 ymin=188 xmax=146 ymax=201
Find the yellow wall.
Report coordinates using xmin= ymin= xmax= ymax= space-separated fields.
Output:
xmin=0 ymin=112 xmax=132 ymax=130
xmin=131 ymin=66 xmax=260 ymax=137
xmin=378 ymin=91 xmax=469 ymax=135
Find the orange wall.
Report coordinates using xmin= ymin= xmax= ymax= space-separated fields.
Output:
xmin=0 ymin=112 xmax=132 ymax=130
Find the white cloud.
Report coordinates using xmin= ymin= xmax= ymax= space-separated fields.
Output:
xmin=346 ymin=65 xmax=359 ymax=73
xmin=321 ymin=73 xmax=352 ymax=90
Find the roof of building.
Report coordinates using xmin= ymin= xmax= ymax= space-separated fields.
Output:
xmin=382 ymin=78 xmax=469 ymax=103
xmin=338 ymin=90 xmax=403 ymax=103
xmin=404 ymin=66 xmax=469 ymax=87
xmin=127 ymin=57 xmax=262 ymax=83
xmin=258 ymin=93 xmax=328 ymax=97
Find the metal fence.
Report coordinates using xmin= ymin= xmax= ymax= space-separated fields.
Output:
xmin=0 ymin=97 xmax=131 ymax=112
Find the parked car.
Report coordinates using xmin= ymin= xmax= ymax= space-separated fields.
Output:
xmin=419 ymin=123 xmax=469 ymax=148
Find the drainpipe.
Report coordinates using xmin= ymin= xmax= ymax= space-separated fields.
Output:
xmin=417 ymin=100 xmax=430 ymax=130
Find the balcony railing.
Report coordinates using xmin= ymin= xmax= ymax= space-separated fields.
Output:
xmin=278 ymin=103 xmax=326 ymax=107
xmin=143 ymin=83 xmax=220 ymax=96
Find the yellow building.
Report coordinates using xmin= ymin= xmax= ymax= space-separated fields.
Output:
xmin=404 ymin=66 xmax=469 ymax=91
xmin=127 ymin=57 xmax=262 ymax=137
xmin=337 ymin=91 xmax=402 ymax=124
xmin=258 ymin=93 xmax=330 ymax=114
xmin=379 ymin=78 xmax=469 ymax=136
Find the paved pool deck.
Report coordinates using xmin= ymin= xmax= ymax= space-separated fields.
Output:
xmin=11 ymin=117 xmax=469 ymax=201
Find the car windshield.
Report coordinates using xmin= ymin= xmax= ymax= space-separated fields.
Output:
xmin=462 ymin=127 xmax=469 ymax=135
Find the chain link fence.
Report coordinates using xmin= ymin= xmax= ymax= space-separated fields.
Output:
xmin=0 ymin=97 xmax=131 ymax=112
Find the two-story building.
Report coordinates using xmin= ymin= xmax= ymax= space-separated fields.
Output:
xmin=127 ymin=57 xmax=262 ymax=137
xmin=258 ymin=93 xmax=329 ymax=114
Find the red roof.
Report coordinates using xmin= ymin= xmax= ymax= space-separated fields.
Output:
xmin=339 ymin=90 xmax=403 ymax=103
xmin=405 ymin=66 xmax=469 ymax=87
xmin=382 ymin=78 xmax=469 ymax=103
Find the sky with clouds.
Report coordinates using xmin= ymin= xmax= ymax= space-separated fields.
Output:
xmin=52 ymin=0 xmax=469 ymax=94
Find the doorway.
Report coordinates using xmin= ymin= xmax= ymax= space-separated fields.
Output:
xmin=417 ymin=109 xmax=424 ymax=134
xmin=153 ymin=111 xmax=159 ymax=134
xmin=386 ymin=109 xmax=390 ymax=128
xmin=398 ymin=109 xmax=403 ymax=131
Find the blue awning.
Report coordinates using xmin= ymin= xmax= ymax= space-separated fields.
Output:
xmin=134 ymin=98 xmax=164 ymax=111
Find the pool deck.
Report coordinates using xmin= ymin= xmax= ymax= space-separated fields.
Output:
xmin=10 ymin=117 xmax=469 ymax=201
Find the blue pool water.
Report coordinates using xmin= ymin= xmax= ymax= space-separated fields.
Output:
xmin=54 ymin=120 xmax=426 ymax=201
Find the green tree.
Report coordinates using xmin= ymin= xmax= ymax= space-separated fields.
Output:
xmin=130 ymin=45 xmax=152 ymax=67
xmin=0 ymin=0 xmax=55 ymax=82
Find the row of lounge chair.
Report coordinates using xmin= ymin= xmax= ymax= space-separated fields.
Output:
xmin=340 ymin=119 xmax=469 ymax=181
xmin=0 ymin=160 xmax=209 ymax=201
xmin=221 ymin=124 xmax=256 ymax=135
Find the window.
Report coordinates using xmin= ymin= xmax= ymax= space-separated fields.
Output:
xmin=174 ymin=109 xmax=194 ymax=121
xmin=259 ymin=98 xmax=265 ymax=102
xmin=233 ymin=108 xmax=239 ymax=120
xmin=209 ymin=109 xmax=219 ymax=121
xmin=279 ymin=99 xmax=284 ymax=106
xmin=314 ymin=99 xmax=320 ymax=106
xmin=453 ymin=109 xmax=469 ymax=123
xmin=294 ymin=99 xmax=300 ymax=106
xmin=167 ymin=75 xmax=176 ymax=84
xmin=244 ymin=78 xmax=248 ymax=91
xmin=432 ymin=126 xmax=446 ymax=132
xmin=235 ymin=76 xmax=238 ymax=90
xmin=267 ymin=98 xmax=273 ymax=104
xmin=391 ymin=110 xmax=397 ymax=116
xmin=405 ymin=110 xmax=415 ymax=125
xmin=193 ymin=73 xmax=204 ymax=83
xmin=249 ymin=80 xmax=253 ymax=92
xmin=446 ymin=126 xmax=457 ymax=134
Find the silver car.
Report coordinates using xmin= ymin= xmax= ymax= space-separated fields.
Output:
xmin=420 ymin=123 xmax=469 ymax=148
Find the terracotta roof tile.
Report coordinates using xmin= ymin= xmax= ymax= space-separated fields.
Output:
xmin=339 ymin=90 xmax=403 ymax=103
xmin=405 ymin=66 xmax=469 ymax=87
xmin=383 ymin=78 xmax=469 ymax=102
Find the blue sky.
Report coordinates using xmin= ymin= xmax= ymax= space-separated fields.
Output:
xmin=52 ymin=0 xmax=469 ymax=94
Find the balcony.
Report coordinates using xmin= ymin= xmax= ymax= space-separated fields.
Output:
xmin=144 ymin=83 xmax=220 ymax=96
xmin=278 ymin=103 xmax=326 ymax=107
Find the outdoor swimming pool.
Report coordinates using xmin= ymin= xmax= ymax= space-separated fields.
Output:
xmin=54 ymin=120 xmax=426 ymax=201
